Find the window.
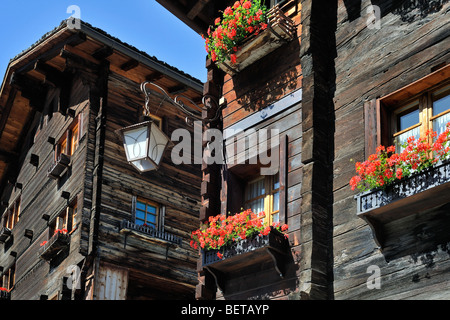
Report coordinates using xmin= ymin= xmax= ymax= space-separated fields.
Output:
xmin=135 ymin=198 xmax=159 ymax=229
xmin=2 ymin=197 xmax=21 ymax=230
xmin=55 ymin=115 xmax=82 ymax=161
xmin=1 ymin=265 xmax=15 ymax=291
xmin=50 ymin=200 xmax=78 ymax=235
xmin=244 ymin=173 xmax=280 ymax=225
xmin=389 ymin=83 xmax=450 ymax=151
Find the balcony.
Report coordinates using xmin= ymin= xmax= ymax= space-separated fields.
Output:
xmin=218 ymin=5 xmax=296 ymax=75
xmin=38 ymin=231 xmax=70 ymax=261
xmin=0 ymin=226 xmax=12 ymax=243
xmin=47 ymin=153 xmax=71 ymax=179
xmin=355 ymin=160 xmax=450 ymax=247
xmin=119 ymin=220 xmax=182 ymax=245
xmin=201 ymin=228 xmax=289 ymax=293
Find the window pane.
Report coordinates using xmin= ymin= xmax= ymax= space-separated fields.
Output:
xmin=399 ymin=109 xmax=419 ymax=131
xmin=433 ymin=92 xmax=450 ymax=116
xmin=395 ymin=126 xmax=420 ymax=153
xmin=273 ymin=192 xmax=279 ymax=212
xmin=246 ymin=178 xmax=265 ymax=201
xmin=136 ymin=201 xmax=146 ymax=211
xmin=272 ymin=212 xmax=279 ymax=224
xmin=147 ymin=205 xmax=157 ymax=215
xmin=433 ymin=112 xmax=450 ymax=137
xmin=135 ymin=218 xmax=145 ymax=225
xmin=135 ymin=210 xmax=145 ymax=220
xmin=273 ymin=173 xmax=280 ymax=190
xmin=147 ymin=214 xmax=157 ymax=224
xmin=247 ymin=198 xmax=264 ymax=216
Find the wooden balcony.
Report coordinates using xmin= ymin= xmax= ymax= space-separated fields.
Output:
xmin=355 ymin=160 xmax=450 ymax=247
xmin=38 ymin=232 xmax=70 ymax=261
xmin=218 ymin=5 xmax=296 ymax=75
xmin=0 ymin=226 xmax=12 ymax=243
xmin=201 ymin=228 xmax=289 ymax=293
xmin=119 ymin=220 xmax=182 ymax=245
xmin=47 ymin=153 xmax=71 ymax=179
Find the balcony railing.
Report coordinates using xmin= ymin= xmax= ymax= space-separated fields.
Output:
xmin=355 ymin=160 xmax=450 ymax=247
xmin=218 ymin=5 xmax=296 ymax=75
xmin=38 ymin=231 xmax=70 ymax=261
xmin=119 ymin=220 xmax=182 ymax=245
xmin=47 ymin=153 xmax=71 ymax=179
xmin=201 ymin=228 xmax=289 ymax=293
xmin=0 ymin=226 xmax=12 ymax=243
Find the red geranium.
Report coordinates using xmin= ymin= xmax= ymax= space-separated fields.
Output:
xmin=202 ymin=0 xmax=268 ymax=66
xmin=350 ymin=122 xmax=450 ymax=192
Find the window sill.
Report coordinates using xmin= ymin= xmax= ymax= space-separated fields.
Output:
xmin=355 ymin=160 xmax=450 ymax=247
xmin=201 ymin=228 xmax=289 ymax=293
xmin=218 ymin=5 xmax=296 ymax=75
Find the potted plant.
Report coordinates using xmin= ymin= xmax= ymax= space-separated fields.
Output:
xmin=203 ymin=0 xmax=296 ymax=75
xmin=351 ymin=123 xmax=450 ymax=245
xmin=190 ymin=209 xmax=288 ymax=261
xmin=0 ymin=287 xmax=10 ymax=300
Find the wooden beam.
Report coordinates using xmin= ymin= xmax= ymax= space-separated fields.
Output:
xmin=145 ymin=72 xmax=164 ymax=82
xmin=187 ymin=0 xmax=210 ymax=19
xmin=92 ymin=46 xmax=114 ymax=60
xmin=120 ymin=59 xmax=139 ymax=71
xmin=9 ymin=73 xmax=47 ymax=111
xmin=33 ymin=60 xmax=65 ymax=87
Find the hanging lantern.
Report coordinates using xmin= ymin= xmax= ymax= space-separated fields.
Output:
xmin=117 ymin=120 xmax=170 ymax=172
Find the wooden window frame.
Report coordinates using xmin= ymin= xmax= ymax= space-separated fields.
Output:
xmin=133 ymin=197 xmax=160 ymax=229
xmin=1 ymin=265 xmax=15 ymax=291
xmin=50 ymin=200 xmax=78 ymax=235
xmin=55 ymin=114 xmax=83 ymax=162
xmin=2 ymin=196 xmax=21 ymax=230
xmin=244 ymin=173 xmax=280 ymax=226
xmin=365 ymin=65 xmax=450 ymax=158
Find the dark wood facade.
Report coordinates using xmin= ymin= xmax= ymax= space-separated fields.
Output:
xmin=0 ymin=21 xmax=203 ymax=300
xmin=157 ymin=0 xmax=450 ymax=300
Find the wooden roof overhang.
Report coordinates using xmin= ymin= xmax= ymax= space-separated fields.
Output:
xmin=155 ymin=0 xmax=230 ymax=34
xmin=0 ymin=20 xmax=204 ymax=199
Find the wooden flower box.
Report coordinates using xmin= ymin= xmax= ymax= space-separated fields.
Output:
xmin=0 ymin=226 xmax=12 ymax=243
xmin=38 ymin=232 xmax=70 ymax=261
xmin=355 ymin=160 xmax=450 ymax=247
xmin=201 ymin=228 xmax=289 ymax=292
xmin=218 ymin=5 xmax=296 ymax=75
xmin=47 ymin=153 xmax=71 ymax=179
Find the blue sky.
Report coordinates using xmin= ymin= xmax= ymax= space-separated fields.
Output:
xmin=0 ymin=0 xmax=207 ymax=83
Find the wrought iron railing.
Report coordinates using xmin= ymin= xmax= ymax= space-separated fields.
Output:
xmin=120 ymin=220 xmax=182 ymax=245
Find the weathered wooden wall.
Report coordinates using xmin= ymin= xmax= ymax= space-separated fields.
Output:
xmin=93 ymin=69 xmax=202 ymax=299
xmin=332 ymin=0 xmax=450 ymax=299
xmin=1 ymin=75 xmax=89 ymax=300
xmin=198 ymin=0 xmax=304 ymax=300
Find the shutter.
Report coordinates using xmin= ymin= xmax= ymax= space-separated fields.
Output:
xmin=131 ymin=196 xmax=137 ymax=222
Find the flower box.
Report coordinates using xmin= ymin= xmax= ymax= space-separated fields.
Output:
xmin=0 ymin=288 xmax=10 ymax=300
xmin=201 ymin=228 xmax=289 ymax=292
xmin=355 ymin=160 xmax=450 ymax=247
xmin=218 ymin=5 xmax=296 ymax=75
xmin=38 ymin=231 xmax=70 ymax=261
xmin=0 ymin=226 xmax=12 ymax=243
xmin=47 ymin=153 xmax=71 ymax=179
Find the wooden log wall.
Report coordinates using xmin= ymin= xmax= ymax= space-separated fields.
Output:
xmin=198 ymin=0 xmax=304 ymax=300
xmin=332 ymin=0 xmax=450 ymax=299
xmin=0 ymin=74 xmax=89 ymax=300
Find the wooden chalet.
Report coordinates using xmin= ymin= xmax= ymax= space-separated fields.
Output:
xmin=0 ymin=20 xmax=204 ymax=300
xmin=156 ymin=0 xmax=450 ymax=300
